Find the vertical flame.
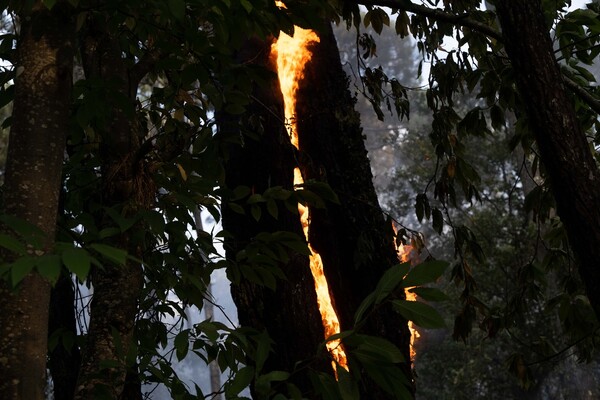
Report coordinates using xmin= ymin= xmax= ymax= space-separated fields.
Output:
xmin=394 ymin=230 xmax=420 ymax=361
xmin=272 ymin=25 xmax=348 ymax=372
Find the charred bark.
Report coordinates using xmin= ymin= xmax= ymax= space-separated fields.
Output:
xmin=295 ymin=23 xmax=414 ymax=397
xmin=0 ymin=3 xmax=74 ymax=399
xmin=496 ymin=1 xmax=600 ymax=320
xmin=221 ymin=37 xmax=330 ymax=394
xmin=74 ymin=12 xmax=154 ymax=399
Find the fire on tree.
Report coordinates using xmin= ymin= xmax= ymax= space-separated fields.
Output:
xmin=222 ymin=15 xmax=414 ymax=398
xmin=273 ymin=25 xmax=349 ymax=373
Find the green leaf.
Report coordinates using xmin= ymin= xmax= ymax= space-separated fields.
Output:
xmin=362 ymin=362 xmax=411 ymax=398
xmin=350 ymin=335 xmax=405 ymax=364
xmin=374 ymin=262 xmax=410 ymax=304
xmin=263 ymin=370 xmax=289 ymax=382
xmin=301 ymin=181 xmax=340 ymax=205
xmin=98 ymin=227 xmax=120 ymax=240
xmin=255 ymin=330 xmax=272 ymax=373
xmin=408 ymin=287 xmax=450 ymax=302
xmin=392 ymin=300 xmax=446 ymax=329
xmin=90 ymin=243 xmax=128 ymax=266
xmin=266 ymin=199 xmax=278 ymax=219
xmin=0 ymin=214 xmax=45 ymax=247
xmin=354 ymin=292 xmax=376 ymax=324
xmin=168 ymin=0 xmax=185 ymax=20
xmin=62 ymin=247 xmax=91 ymax=282
xmin=402 ymin=260 xmax=449 ymax=287
xmin=226 ymin=366 xmax=254 ymax=396
xmin=10 ymin=256 xmax=36 ymax=286
xmin=311 ymin=371 xmax=342 ymax=400
xmin=232 ymin=185 xmax=251 ymax=201
xmin=279 ymin=235 xmax=310 ymax=256
xmin=287 ymin=383 xmax=303 ymax=400
xmin=104 ymin=207 xmax=136 ymax=233
xmin=263 ymin=186 xmax=291 ymax=201
xmin=256 ymin=370 xmax=290 ymax=393
xmin=228 ymin=202 xmax=245 ymax=215
xmin=42 ymin=0 xmax=57 ymax=9
xmin=37 ymin=254 xmax=62 ymax=284
xmin=247 ymin=194 xmax=265 ymax=204
xmin=0 ymin=233 xmax=25 ymax=255
xmin=240 ymin=0 xmax=253 ymax=13
xmin=174 ymin=330 xmax=190 ymax=361
xmin=250 ymin=204 xmax=261 ymax=221
xmin=337 ymin=365 xmax=359 ymax=400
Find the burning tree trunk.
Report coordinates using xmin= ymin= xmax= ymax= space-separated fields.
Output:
xmin=220 ymin=37 xmax=330 ymax=394
xmin=294 ymin=23 xmax=413 ymax=397
xmin=223 ymin=20 xmax=413 ymax=399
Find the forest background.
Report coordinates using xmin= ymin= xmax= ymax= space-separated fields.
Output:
xmin=0 ymin=0 xmax=600 ymax=399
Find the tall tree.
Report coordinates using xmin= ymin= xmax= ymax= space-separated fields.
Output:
xmin=296 ymin=22 xmax=413 ymax=398
xmin=350 ymin=0 xmax=600 ymax=322
xmin=73 ymin=10 xmax=156 ymax=398
xmin=495 ymin=0 xmax=600 ymax=319
xmin=220 ymin=36 xmax=331 ymax=396
xmin=0 ymin=2 xmax=74 ymax=399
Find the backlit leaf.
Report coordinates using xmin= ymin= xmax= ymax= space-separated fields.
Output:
xmin=402 ymin=260 xmax=449 ymax=287
xmin=392 ymin=300 xmax=446 ymax=329
xmin=374 ymin=262 xmax=410 ymax=304
xmin=62 ymin=247 xmax=91 ymax=282
xmin=37 ymin=254 xmax=62 ymax=284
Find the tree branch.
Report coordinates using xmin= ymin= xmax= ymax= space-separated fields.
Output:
xmin=357 ymin=0 xmax=502 ymax=41
xmin=563 ymin=75 xmax=600 ymax=116
xmin=354 ymin=0 xmax=600 ymax=119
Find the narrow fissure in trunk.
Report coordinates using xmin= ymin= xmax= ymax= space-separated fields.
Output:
xmin=221 ymin=37 xmax=330 ymax=394
xmin=295 ymin=23 xmax=414 ymax=397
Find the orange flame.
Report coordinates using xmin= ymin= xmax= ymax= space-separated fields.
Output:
xmin=272 ymin=25 xmax=348 ymax=372
xmin=394 ymin=229 xmax=420 ymax=361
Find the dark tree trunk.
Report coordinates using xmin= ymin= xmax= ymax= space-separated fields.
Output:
xmin=74 ymin=12 xmax=154 ymax=399
xmin=221 ymin=37 xmax=331 ymax=395
xmin=48 ymin=274 xmax=81 ymax=400
xmin=295 ymin=23 xmax=414 ymax=397
xmin=496 ymin=1 xmax=600 ymax=320
xmin=0 ymin=3 xmax=74 ymax=399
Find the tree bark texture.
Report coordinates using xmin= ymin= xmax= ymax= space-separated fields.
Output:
xmin=496 ymin=0 xmax=600 ymax=320
xmin=74 ymin=12 xmax=154 ymax=399
xmin=295 ymin=23 xmax=414 ymax=397
xmin=0 ymin=3 xmax=74 ymax=399
xmin=221 ymin=37 xmax=331 ymax=394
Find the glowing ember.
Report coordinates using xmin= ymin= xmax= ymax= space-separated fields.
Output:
xmin=272 ymin=24 xmax=348 ymax=372
xmin=394 ymin=230 xmax=420 ymax=361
